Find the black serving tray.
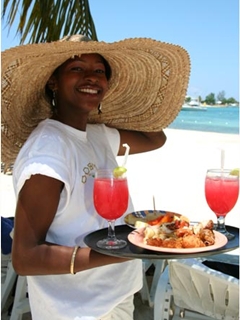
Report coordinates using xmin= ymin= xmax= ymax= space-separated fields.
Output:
xmin=84 ymin=224 xmax=239 ymax=260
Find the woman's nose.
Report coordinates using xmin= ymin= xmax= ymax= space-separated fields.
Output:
xmin=83 ymin=70 xmax=98 ymax=82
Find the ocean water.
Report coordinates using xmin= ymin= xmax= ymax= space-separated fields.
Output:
xmin=168 ymin=106 xmax=239 ymax=134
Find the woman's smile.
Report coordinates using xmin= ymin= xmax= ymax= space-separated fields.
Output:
xmin=77 ymin=87 xmax=100 ymax=94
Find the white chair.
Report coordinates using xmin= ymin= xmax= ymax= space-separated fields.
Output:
xmin=154 ymin=258 xmax=239 ymax=320
xmin=1 ymin=254 xmax=18 ymax=311
xmin=1 ymin=256 xmax=30 ymax=320
xmin=9 ymin=275 xmax=30 ymax=320
xmin=140 ymin=259 xmax=167 ymax=307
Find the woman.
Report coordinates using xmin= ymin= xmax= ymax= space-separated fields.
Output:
xmin=1 ymin=35 xmax=190 ymax=319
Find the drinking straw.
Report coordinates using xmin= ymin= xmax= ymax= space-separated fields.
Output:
xmin=221 ymin=149 xmax=225 ymax=171
xmin=153 ymin=195 xmax=156 ymax=214
xmin=121 ymin=143 xmax=130 ymax=167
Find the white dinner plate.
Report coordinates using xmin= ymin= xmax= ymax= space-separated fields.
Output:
xmin=128 ymin=229 xmax=228 ymax=253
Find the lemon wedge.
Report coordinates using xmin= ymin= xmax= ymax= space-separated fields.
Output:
xmin=230 ymin=168 xmax=240 ymax=176
xmin=113 ymin=166 xmax=127 ymax=178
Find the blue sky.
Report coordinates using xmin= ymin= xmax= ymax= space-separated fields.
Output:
xmin=1 ymin=0 xmax=239 ymax=100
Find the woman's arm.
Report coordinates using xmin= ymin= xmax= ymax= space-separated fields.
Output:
xmin=118 ymin=129 xmax=167 ymax=155
xmin=12 ymin=174 xmax=129 ymax=276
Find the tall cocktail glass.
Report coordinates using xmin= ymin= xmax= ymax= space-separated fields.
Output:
xmin=205 ymin=169 xmax=239 ymax=240
xmin=93 ymin=169 xmax=129 ymax=249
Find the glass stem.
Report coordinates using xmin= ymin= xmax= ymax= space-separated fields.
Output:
xmin=107 ymin=220 xmax=117 ymax=240
xmin=216 ymin=215 xmax=227 ymax=231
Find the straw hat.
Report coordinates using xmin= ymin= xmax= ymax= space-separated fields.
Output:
xmin=1 ymin=35 xmax=190 ymax=167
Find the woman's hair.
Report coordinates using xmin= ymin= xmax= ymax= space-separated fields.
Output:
xmin=45 ymin=54 xmax=112 ymax=108
xmin=101 ymin=56 xmax=112 ymax=81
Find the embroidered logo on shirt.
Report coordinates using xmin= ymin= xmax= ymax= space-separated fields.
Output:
xmin=82 ymin=163 xmax=96 ymax=183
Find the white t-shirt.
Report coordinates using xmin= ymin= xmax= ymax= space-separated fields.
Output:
xmin=13 ymin=119 xmax=142 ymax=320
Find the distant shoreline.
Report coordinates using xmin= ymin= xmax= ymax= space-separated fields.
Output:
xmin=200 ymin=104 xmax=239 ymax=108
xmin=183 ymin=104 xmax=239 ymax=108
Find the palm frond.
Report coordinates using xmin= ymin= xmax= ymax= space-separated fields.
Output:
xmin=2 ymin=0 xmax=98 ymax=44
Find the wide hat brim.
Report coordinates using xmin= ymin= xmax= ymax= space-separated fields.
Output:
xmin=1 ymin=37 xmax=190 ymax=166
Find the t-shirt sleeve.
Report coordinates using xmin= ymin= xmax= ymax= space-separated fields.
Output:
xmin=13 ymin=136 xmax=72 ymax=213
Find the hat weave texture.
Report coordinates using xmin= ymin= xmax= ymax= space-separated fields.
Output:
xmin=1 ymin=37 xmax=190 ymax=167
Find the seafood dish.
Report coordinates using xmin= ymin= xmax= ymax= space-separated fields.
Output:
xmin=141 ymin=212 xmax=215 ymax=249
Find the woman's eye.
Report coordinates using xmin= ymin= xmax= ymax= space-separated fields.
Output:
xmin=95 ymin=69 xmax=105 ymax=74
xmin=72 ymin=67 xmax=83 ymax=71
xmin=69 ymin=66 xmax=106 ymax=75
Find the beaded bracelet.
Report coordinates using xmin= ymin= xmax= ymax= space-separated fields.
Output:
xmin=70 ymin=245 xmax=79 ymax=275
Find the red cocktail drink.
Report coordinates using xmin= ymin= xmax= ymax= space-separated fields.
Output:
xmin=205 ymin=169 xmax=239 ymax=240
xmin=205 ymin=176 xmax=239 ymax=216
xmin=94 ymin=178 xmax=129 ymax=220
xmin=93 ymin=169 xmax=129 ymax=249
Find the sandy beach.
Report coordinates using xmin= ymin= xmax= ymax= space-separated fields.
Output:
xmin=1 ymin=128 xmax=240 ymax=320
